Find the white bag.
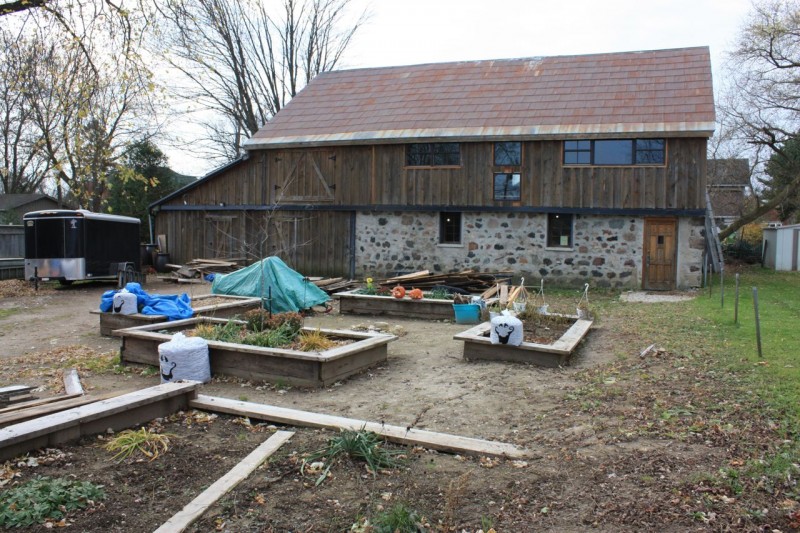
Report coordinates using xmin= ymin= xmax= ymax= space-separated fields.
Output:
xmin=112 ymin=290 xmax=137 ymax=315
xmin=490 ymin=315 xmax=523 ymax=346
xmin=158 ymin=332 xmax=211 ymax=383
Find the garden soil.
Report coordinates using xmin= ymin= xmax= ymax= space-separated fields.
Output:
xmin=0 ymin=278 xmax=796 ymax=531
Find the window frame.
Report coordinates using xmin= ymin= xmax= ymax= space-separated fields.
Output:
xmin=439 ymin=212 xmax=462 ymax=245
xmin=493 ymin=172 xmax=521 ymax=201
xmin=493 ymin=141 xmax=522 ymax=166
xmin=563 ymin=139 xmax=666 ymax=167
xmin=546 ymin=213 xmax=573 ymax=249
xmin=405 ymin=143 xmax=461 ymax=167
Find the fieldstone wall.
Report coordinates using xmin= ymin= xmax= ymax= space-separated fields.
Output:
xmin=355 ymin=211 xmax=704 ymax=289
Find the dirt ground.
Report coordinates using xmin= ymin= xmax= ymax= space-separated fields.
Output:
xmin=1 ymin=277 xmax=797 ymax=531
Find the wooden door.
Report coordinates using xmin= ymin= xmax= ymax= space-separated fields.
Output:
xmin=205 ymin=216 xmax=237 ymax=259
xmin=643 ymin=218 xmax=677 ymax=290
xmin=273 ymin=151 xmax=336 ymax=204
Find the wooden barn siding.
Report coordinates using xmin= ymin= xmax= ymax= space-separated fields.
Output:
xmin=163 ymin=139 xmax=706 ymax=211
xmin=156 ymin=138 xmax=705 ymax=273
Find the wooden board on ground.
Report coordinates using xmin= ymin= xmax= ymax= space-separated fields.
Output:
xmin=153 ymin=430 xmax=294 ymax=533
xmin=190 ymin=395 xmax=532 ymax=459
xmin=0 ymin=392 xmax=122 ymax=428
xmin=380 ymin=270 xmax=513 ymax=293
xmin=0 ymin=382 xmax=200 ymax=461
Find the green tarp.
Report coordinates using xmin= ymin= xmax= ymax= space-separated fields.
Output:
xmin=211 ymin=257 xmax=330 ymax=313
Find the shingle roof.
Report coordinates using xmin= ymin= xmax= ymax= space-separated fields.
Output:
xmin=707 ymin=158 xmax=751 ymax=187
xmin=245 ymin=47 xmax=715 ymax=149
xmin=0 ymin=194 xmax=54 ymax=210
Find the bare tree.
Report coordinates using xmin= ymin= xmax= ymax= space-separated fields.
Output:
xmin=12 ymin=13 xmax=161 ymax=211
xmin=0 ymin=28 xmax=53 ymax=194
xmin=717 ymin=0 xmax=800 ymax=239
xmin=156 ymin=0 xmax=366 ymax=158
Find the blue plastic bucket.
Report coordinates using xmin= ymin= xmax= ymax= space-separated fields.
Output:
xmin=452 ymin=303 xmax=481 ymax=324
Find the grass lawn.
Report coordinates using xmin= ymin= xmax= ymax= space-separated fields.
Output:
xmin=694 ymin=267 xmax=800 ymax=430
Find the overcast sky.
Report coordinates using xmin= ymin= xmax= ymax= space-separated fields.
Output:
xmin=166 ymin=0 xmax=754 ymax=176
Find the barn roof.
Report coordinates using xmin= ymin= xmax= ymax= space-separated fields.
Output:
xmin=245 ymin=47 xmax=715 ymax=150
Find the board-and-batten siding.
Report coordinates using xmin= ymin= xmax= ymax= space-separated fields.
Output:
xmin=154 ymin=138 xmax=706 ymax=270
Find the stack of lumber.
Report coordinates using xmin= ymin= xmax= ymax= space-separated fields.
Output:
xmin=161 ymin=258 xmax=242 ymax=283
xmin=0 ymin=385 xmax=37 ymax=407
xmin=309 ymin=277 xmax=358 ymax=294
xmin=379 ymin=269 xmax=512 ymax=293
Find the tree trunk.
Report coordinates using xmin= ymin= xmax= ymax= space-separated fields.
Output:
xmin=718 ymin=172 xmax=800 ymax=240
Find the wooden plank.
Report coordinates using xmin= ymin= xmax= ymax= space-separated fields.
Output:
xmin=63 ymin=369 xmax=84 ymax=396
xmin=190 ymin=395 xmax=531 ymax=459
xmin=0 ymin=392 xmax=122 ymax=428
xmin=0 ymin=393 xmax=83 ymax=415
xmin=0 ymin=382 xmax=199 ymax=451
xmin=154 ymin=431 xmax=294 ymax=533
xmin=0 ymin=385 xmax=34 ymax=398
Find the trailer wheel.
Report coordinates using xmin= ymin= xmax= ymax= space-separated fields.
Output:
xmin=59 ymin=280 xmax=74 ymax=286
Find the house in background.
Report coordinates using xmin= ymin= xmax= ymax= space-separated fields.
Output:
xmin=0 ymin=194 xmax=64 ymax=224
xmin=152 ymin=47 xmax=715 ymax=290
xmin=706 ymin=158 xmax=752 ymax=229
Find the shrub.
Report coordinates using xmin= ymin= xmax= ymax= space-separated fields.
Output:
xmin=0 ymin=476 xmax=105 ymax=528
xmin=243 ymin=310 xmax=303 ymax=334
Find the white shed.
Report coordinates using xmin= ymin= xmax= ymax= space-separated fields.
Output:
xmin=762 ymin=223 xmax=800 ymax=271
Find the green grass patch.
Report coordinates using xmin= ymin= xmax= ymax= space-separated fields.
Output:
xmin=692 ymin=267 xmax=800 ymax=432
xmin=0 ymin=307 xmax=20 ymax=319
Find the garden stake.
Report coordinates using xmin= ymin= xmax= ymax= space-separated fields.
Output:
xmin=753 ymin=286 xmax=762 ymax=359
xmin=734 ymin=273 xmax=739 ymax=325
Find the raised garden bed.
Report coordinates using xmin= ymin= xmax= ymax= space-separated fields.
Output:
xmin=92 ymin=294 xmax=261 ymax=336
xmin=453 ymin=315 xmax=593 ymax=367
xmin=117 ymin=317 xmax=395 ymax=387
xmin=335 ymin=289 xmax=457 ymax=319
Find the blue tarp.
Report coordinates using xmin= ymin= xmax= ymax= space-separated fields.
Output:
xmin=100 ymin=282 xmax=193 ymax=320
xmin=211 ymin=257 xmax=329 ymax=313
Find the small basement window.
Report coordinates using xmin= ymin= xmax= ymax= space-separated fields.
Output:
xmin=439 ymin=212 xmax=462 ymax=244
xmin=547 ymin=213 xmax=573 ymax=248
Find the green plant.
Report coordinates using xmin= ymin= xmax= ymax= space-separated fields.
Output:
xmin=370 ymin=503 xmax=427 ymax=532
xmin=427 ymin=287 xmax=452 ymax=300
xmin=0 ymin=476 xmax=105 ymax=528
xmin=243 ymin=310 xmax=303 ymax=334
xmin=242 ymin=321 xmax=300 ymax=348
xmin=297 ymin=328 xmax=335 ymax=351
xmin=103 ymin=427 xmax=176 ymax=462
xmin=301 ymin=428 xmax=405 ymax=485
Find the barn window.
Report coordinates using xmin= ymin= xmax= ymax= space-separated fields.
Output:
xmin=439 ymin=212 xmax=462 ymax=244
xmin=493 ymin=142 xmax=521 ymax=166
xmin=563 ymin=139 xmax=665 ymax=166
xmin=493 ymin=173 xmax=521 ymax=200
xmin=406 ymin=143 xmax=460 ymax=166
xmin=547 ymin=213 xmax=573 ymax=248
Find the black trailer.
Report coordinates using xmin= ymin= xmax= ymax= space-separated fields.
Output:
xmin=24 ymin=210 xmax=141 ymax=284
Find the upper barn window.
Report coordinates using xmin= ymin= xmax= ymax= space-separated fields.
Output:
xmin=406 ymin=143 xmax=461 ymax=167
xmin=564 ymin=139 xmax=665 ymax=166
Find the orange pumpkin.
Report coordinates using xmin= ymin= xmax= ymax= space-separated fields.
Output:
xmin=391 ymin=285 xmax=406 ymax=299
xmin=408 ymin=288 xmax=424 ymax=300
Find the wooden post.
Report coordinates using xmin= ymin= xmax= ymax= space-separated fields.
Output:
xmin=753 ymin=287 xmax=763 ymax=359
xmin=734 ymin=274 xmax=739 ymax=325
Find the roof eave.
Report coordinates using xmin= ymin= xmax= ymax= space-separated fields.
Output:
xmin=243 ymin=122 xmax=716 ymax=150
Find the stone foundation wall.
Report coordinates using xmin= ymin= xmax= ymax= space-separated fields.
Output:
xmin=355 ymin=211 xmax=704 ymax=289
